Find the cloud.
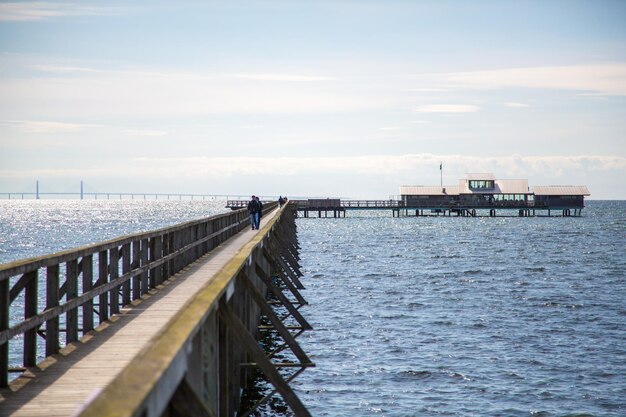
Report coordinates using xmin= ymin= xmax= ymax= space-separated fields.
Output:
xmin=378 ymin=126 xmax=401 ymax=131
xmin=414 ymin=105 xmax=481 ymax=113
xmin=3 ymin=154 xmax=622 ymax=179
xmin=1 ymin=154 xmax=623 ymax=198
xmin=0 ymin=63 xmax=372 ymax=116
xmin=124 ymin=129 xmax=168 ymax=137
xmin=505 ymin=102 xmax=531 ymax=108
xmin=2 ymin=120 xmax=101 ymax=133
xmin=403 ymin=88 xmax=452 ymax=92
xmin=0 ymin=2 xmax=114 ymax=21
xmin=439 ymin=64 xmax=626 ymax=96
xmin=221 ymin=73 xmax=337 ymax=82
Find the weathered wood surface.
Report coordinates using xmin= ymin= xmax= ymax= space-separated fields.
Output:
xmin=0 ymin=210 xmax=280 ymax=417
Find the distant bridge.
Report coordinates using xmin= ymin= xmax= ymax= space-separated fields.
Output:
xmin=0 ymin=180 xmax=274 ymax=201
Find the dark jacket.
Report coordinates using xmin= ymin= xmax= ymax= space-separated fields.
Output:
xmin=247 ymin=199 xmax=260 ymax=214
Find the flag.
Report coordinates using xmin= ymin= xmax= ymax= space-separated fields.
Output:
xmin=439 ymin=162 xmax=442 ymax=170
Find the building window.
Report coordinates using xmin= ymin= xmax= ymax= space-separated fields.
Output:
xmin=469 ymin=180 xmax=494 ymax=190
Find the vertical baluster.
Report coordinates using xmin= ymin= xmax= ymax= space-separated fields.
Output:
xmin=168 ymin=232 xmax=176 ymax=276
xmin=162 ymin=233 xmax=169 ymax=280
xmin=140 ymin=238 xmax=149 ymax=295
xmin=24 ymin=270 xmax=38 ymax=366
xmin=46 ymin=265 xmax=60 ymax=356
xmin=150 ymin=236 xmax=162 ymax=287
xmin=82 ymin=255 xmax=94 ymax=334
xmin=131 ymin=241 xmax=140 ymax=300
xmin=109 ymin=247 xmax=119 ymax=315
xmin=98 ymin=251 xmax=109 ymax=322
xmin=0 ymin=277 xmax=9 ymax=387
xmin=66 ymin=260 xmax=78 ymax=343
xmin=122 ymin=243 xmax=131 ymax=306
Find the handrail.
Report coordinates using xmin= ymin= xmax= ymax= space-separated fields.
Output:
xmin=0 ymin=203 xmax=277 ymax=387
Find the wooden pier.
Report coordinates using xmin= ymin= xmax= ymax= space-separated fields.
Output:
xmin=226 ymin=198 xmax=587 ymax=218
xmin=0 ymin=203 xmax=313 ymax=416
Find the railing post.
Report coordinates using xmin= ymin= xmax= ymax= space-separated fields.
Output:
xmin=109 ymin=247 xmax=119 ymax=315
xmin=82 ymin=255 xmax=94 ymax=334
xmin=140 ymin=238 xmax=149 ymax=295
xmin=98 ymin=251 xmax=109 ymax=323
xmin=66 ymin=260 xmax=79 ymax=343
xmin=0 ymin=278 xmax=9 ymax=387
xmin=46 ymin=265 xmax=60 ymax=356
xmin=150 ymin=235 xmax=163 ymax=286
xmin=24 ymin=270 xmax=38 ymax=367
xmin=131 ymin=241 xmax=140 ymax=300
xmin=122 ymin=243 xmax=132 ymax=305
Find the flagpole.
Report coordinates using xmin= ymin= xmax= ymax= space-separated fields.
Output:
xmin=440 ymin=162 xmax=443 ymax=189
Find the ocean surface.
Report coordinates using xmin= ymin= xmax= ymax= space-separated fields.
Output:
xmin=293 ymin=201 xmax=626 ymax=416
xmin=1 ymin=200 xmax=625 ymax=416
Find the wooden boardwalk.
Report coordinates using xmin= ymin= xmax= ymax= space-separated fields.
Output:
xmin=0 ymin=210 xmax=278 ymax=417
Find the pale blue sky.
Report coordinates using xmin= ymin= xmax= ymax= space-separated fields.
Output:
xmin=1 ymin=1 xmax=625 ymax=198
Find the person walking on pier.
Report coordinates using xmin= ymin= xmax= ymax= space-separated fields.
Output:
xmin=279 ymin=195 xmax=284 ymax=208
xmin=248 ymin=195 xmax=260 ymax=230
xmin=256 ymin=196 xmax=264 ymax=227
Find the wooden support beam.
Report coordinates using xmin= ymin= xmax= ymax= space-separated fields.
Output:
xmin=170 ymin=378 xmax=216 ymax=417
xmin=278 ymin=255 xmax=305 ymax=289
xmin=241 ymin=271 xmax=312 ymax=365
xmin=255 ymin=264 xmax=312 ymax=331
xmin=262 ymin=248 xmax=306 ymax=303
xmin=9 ymin=271 xmax=38 ymax=303
xmin=218 ymin=300 xmax=312 ymax=417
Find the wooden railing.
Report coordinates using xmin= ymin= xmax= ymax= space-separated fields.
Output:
xmin=0 ymin=204 xmax=275 ymax=387
xmin=76 ymin=202 xmax=313 ymax=416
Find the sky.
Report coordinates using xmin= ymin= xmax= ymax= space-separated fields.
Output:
xmin=0 ymin=0 xmax=625 ymax=199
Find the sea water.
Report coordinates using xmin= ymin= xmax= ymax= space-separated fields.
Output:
xmin=293 ymin=201 xmax=626 ymax=416
xmin=0 ymin=200 xmax=624 ymax=416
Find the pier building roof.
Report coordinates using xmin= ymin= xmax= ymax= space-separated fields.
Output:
xmin=533 ymin=185 xmax=590 ymax=196
xmin=466 ymin=173 xmax=496 ymax=181
xmin=400 ymin=185 xmax=460 ymax=195
xmin=459 ymin=178 xmax=529 ymax=194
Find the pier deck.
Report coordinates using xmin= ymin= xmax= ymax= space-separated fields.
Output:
xmin=0 ymin=210 xmax=279 ymax=416
xmin=226 ymin=199 xmax=585 ymax=217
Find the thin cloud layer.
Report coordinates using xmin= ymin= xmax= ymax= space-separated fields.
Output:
xmin=415 ymin=105 xmax=481 ymax=113
xmin=439 ymin=64 xmax=626 ymax=96
xmin=0 ymin=2 xmax=113 ymax=21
